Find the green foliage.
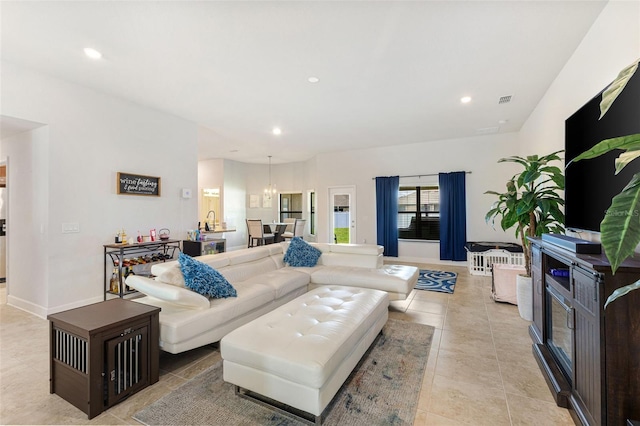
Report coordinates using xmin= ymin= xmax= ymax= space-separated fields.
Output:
xmin=334 ymin=228 xmax=349 ymax=244
xmin=599 ymin=60 xmax=638 ymax=119
xmin=485 ymin=151 xmax=565 ymax=276
xmin=600 ymin=173 xmax=640 ymax=273
xmin=605 ymin=280 xmax=640 ymax=309
xmin=567 ymin=134 xmax=640 ymax=165
xmin=568 ymin=58 xmax=640 ymax=307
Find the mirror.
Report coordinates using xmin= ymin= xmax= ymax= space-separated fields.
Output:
xmin=200 ymin=188 xmax=221 ymax=230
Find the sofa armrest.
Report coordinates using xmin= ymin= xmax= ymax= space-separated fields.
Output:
xmin=126 ymin=275 xmax=210 ymax=309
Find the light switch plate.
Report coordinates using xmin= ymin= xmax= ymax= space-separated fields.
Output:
xmin=62 ymin=222 xmax=80 ymax=233
xmin=182 ymin=188 xmax=192 ymax=199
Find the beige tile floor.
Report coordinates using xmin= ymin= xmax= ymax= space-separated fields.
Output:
xmin=0 ymin=264 xmax=574 ymax=425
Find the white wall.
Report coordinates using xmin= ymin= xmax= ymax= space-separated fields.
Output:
xmin=197 ymin=157 xmax=224 ymax=226
xmin=520 ymin=0 xmax=639 ymax=158
xmin=313 ymin=132 xmax=522 ymax=263
xmin=309 ymin=0 xmax=639 ymax=264
xmin=519 ymin=0 xmax=640 ymax=241
xmin=195 ymin=1 xmax=640 ymax=266
xmin=1 ymin=61 xmax=198 ymax=316
xmin=221 ymin=159 xmax=249 ymax=250
xmin=198 ymin=159 xmax=317 ymax=250
xmin=199 ymin=133 xmax=529 ymax=264
xmin=0 ymin=126 xmax=50 ymax=312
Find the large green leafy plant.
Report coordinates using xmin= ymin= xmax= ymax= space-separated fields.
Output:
xmin=485 ymin=151 xmax=565 ymax=277
xmin=569 ymin=58 xmax=640 ymax=306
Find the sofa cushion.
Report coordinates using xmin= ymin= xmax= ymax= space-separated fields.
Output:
xmin=284 ymin=237 xmax=322 ymax=267
xmin=240 ymin=269 xmax=311 ymax=298
xmin=310 ymin=264 xmax=418 ymax=296
xmin=179 ymin=253 xmax=237 ymax=299
xmin=219 ymin=257 xmax=279 ymax=283
xmin=136 ymin=281 xmax=277 ymax=347
xmin=328 ymin=244 xmax=383 ymax=256
xmin=126 ymin=275 xmax=210 ymax=309
xmin=317 ymin=252 xmax=383 ymax=268
xmin=226 ymin=245 xmax=272 ymax=265
xmin=285 ymin=242 xmax=383 ymax=268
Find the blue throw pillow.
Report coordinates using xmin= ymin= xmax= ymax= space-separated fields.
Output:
xmin=284 ymin=237 xmax=322 ymax=267
xmin=178 ymin=252 xmax=237 ymax=298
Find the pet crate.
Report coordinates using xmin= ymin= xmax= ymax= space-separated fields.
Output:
xmin=465 ymin=242 xmax=525 ymax=276
xmin=48 ymin=299 xmax=160 ymax=419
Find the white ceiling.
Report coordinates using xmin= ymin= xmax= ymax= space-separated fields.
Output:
xmin=1 ymin=1 xmax=607 ymax=164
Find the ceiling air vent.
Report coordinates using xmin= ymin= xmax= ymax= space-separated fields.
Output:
xmin=499 ymin=95 xmax=513 ymax=104
xmin=476 ymin=126 xmax=500 ymax=135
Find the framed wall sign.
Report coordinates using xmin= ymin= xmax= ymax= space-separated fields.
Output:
xmin=117 ymin=172 xmax=161 ymax=196
xmin=249 ymin=194 xmax=260 ymax=208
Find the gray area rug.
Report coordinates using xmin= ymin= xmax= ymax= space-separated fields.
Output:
xmin=133 ymin=319 xmax=435 ymax=426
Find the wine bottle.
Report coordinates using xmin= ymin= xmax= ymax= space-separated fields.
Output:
xmin=109 ymin=268 xmax=119 ymax=294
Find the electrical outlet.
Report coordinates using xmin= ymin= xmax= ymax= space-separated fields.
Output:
xmin=62 ymin=222 xmax=80 ymax=233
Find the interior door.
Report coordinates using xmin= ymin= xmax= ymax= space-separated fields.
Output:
xmin=0 ymin=163 xmax=6 ymax=283
xmin=329 ymin=186 xmax=356 ymax=244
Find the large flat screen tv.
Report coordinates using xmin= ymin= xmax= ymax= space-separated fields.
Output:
xmin=565 ymin=66 xmax=640 ymax=233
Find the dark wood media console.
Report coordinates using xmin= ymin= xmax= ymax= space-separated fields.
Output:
xmin=529 ymin=237 xmax=640 ymax=425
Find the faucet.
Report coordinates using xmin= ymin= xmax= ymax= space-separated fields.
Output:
xmin=206 ymin=210 xmax=216 ymax=230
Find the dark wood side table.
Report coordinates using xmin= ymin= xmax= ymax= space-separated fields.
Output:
xmin=48 ymin=299 xmax=160 ymax=419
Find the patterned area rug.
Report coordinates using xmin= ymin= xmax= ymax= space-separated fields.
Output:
xmin=133 ymin=319 xmax=434 ymax=426
xmin=415 ymin=269 xmax=457 ymax=294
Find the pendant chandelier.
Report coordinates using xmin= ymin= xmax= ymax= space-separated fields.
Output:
xmin=264 ymin=155 xmax=277 ymax=200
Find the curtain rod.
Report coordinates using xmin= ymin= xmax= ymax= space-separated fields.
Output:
xmin=371 ymin=171 xmax=472 ymax=180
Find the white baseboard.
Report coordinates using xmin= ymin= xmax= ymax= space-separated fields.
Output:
xmin=387 ymin=256 xmax=468 ymax=268
xmin=7 ymin=294 xmax=104 ymax=319
xmin=48 ymin=296 xmax=104 ymax=316
xmin=6 ymin=295 xmax=48 ymax=319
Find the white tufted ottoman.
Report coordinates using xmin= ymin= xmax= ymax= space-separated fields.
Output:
xmin=220 ymin=285 xmax=389 ymax=424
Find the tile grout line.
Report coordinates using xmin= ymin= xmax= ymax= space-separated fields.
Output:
xmin=486 ymin=299 xmax=516 ymax=426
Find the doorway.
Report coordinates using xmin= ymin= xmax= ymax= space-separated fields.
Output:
xmin=329 ymin=186 xmax=356 ymax=244
xmin=0 ymin=162 xmax=5 ymax=284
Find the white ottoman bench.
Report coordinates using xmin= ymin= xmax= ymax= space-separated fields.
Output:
xmin=220 ymin=285 xmax=390 ymax=424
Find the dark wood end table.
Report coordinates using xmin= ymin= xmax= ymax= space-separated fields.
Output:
xmin=47 ymin=299 xmax=160 ymax=419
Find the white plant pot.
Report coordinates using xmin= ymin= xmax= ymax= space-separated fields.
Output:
xmin=516 ymin=274 xmax=533 ymax=321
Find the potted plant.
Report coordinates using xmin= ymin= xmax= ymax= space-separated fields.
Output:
xmin=485 ymin=151 xmax=565 ymax=319
xmin=569 ymin=58 xmax=640 ymax=307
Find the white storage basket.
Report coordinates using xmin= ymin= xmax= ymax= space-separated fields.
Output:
xmin=467 ymin=249 xmax=525 ymax=276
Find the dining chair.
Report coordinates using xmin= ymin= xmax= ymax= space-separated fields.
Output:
xmin=283 ymin=219 xmax=306 ymax=241
xmin=246 ymin=219 xmax=274 ymax=247
xmin=273 ymin=224 xmax=288 ymax=243
xmin=283 ymin=218 xmax=296 ymax=233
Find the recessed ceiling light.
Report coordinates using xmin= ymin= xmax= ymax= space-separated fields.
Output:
xmin=460 ymin=96 xmax=472 ymax=104
xmin=498 ymin=119 xmax=509 ymax=125
xmin=308 ymin=77 xmax=320 ymax=83
xmin=272 ymin=127 xmax=282 ymax=135
xmin=83 ymin=47 xmax=102 ymax=60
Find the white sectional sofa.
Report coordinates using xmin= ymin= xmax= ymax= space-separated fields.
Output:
xmin=126 ymin=241 xmax=418 ymax=354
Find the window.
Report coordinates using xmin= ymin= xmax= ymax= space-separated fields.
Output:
xmin=279 ymin=193 xmax=302 ymax=222
xmin=309 ymin=191 xmax=316 ymax=235
xmin=398 ymin=186 xmax=440 ymax=240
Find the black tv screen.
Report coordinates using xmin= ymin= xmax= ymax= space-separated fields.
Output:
xmin=565 ymin=66 xmax=640 ymax=233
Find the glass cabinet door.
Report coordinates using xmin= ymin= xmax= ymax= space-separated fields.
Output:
xmin=202 ymin=241 xmax=225 ymax=255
